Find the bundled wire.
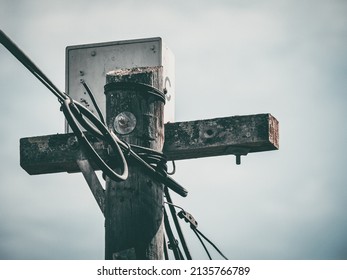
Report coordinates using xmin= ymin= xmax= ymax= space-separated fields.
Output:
xmin=163 ymin=207 xmax=185 ymax=260
xmin=164 ymin=194 xmax=229 ymax=260
xmin=0 ymin=29 xmax=187 ymax=197
xmin=164 ymin=188 xmax=192 ymax=260
xmin=193 ymin=227 xmax=229 ymax=260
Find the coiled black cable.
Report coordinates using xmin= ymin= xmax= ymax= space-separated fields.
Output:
xmin=61 ymin=98 xmax=128 ymax=181
xmin=0 ymin=29 xmax=188 ymax=197
xmin=104 ymin=82 xmax=166 ymax=104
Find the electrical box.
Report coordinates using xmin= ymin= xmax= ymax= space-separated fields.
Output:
xmin=65 ymin=37 xmax=175 ymax=132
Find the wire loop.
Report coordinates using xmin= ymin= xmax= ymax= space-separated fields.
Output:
xmin=61 ymin=98 xmax=128 ymax=182
xmin=0 ymin=29 xmax=188 ymax=197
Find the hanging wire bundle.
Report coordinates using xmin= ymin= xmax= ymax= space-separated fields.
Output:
xmin=163 ymin=187 xmax=228 ymax=260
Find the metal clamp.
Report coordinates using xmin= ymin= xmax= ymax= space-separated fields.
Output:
xmin=178 ymin=210 xmax=198 ymax=229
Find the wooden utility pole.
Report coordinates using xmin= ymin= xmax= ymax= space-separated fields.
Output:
xmin=18 ymin=38 xmax=279 ymax=260
xmin=104 ymin=67 xmax=165 ymax=260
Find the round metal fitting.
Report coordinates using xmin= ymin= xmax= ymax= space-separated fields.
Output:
xmin=113 ymin=111 xmax=137 ymax=134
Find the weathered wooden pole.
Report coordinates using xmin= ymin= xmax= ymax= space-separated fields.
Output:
xmin=104 ymin=67 xmax=165 ymax=260
xmin=5 ymin=29 xmax=279 ymax=260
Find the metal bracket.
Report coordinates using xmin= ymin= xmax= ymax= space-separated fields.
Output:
xmin=178 ymin=210 xmax=198 ymax=229
xmin=224 ymin=146 xmax=251 ymax=165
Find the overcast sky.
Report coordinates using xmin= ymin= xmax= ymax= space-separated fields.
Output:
xmin=0 ymin=0 xmax=347 ymax=260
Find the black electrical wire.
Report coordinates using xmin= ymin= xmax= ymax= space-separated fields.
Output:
xmin=81 ymin=80 xmax=105 ymax=125
xmin=167 ymin=160 xmax=176 ymax=175
xmin=192 ymin=228 xmax=212 ymax=260
xmin=61 ymin=98 xmax=128 ymax=181
xmin=0 ymin=29 xmax=188 ymax=197
xmin=119 ymin=144 xmax=187 ymax=196
xmin=163 ymin=208 xmax=183 ymax=260
xmin=164 ymin=187 xmax=192 ymax=260
xmin=0 ymin=30 xmax=66 ymax=103
xmin=63 ymin=91 xmax=186 ymax=195
xmin=74 ymin=83 xmax=187 ymax=195
xmin=177 ymin=243 xmax=185 ymax=260
xmin=194 ymin=228 xmax=229 ymax=260
xmin=175 ymin=205 xmax=229 ymax=260
xmin=163 ymin=236 xmax=169 ymax=260
xmin=104 ymin=82 xmax=166 ymax=104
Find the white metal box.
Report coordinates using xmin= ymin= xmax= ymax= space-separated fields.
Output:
xmin=65 ymin=37 xmax=175 ymax=132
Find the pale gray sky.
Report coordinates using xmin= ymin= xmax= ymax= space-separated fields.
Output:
xmin=0 ymin=0 xmax=347 ymax=259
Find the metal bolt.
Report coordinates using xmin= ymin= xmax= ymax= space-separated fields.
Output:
xmin=236 ymin=154 xmax=241 ymax=165
xmin=67 ymin=136 xmax=79 ymax=148
xmin=204 ymin=128 xmax=215 ymax=138
xmin=118 ymin=116 xmax=127 ymax=126
xmin=114 ymin=111 xmax=137 ymax=134
xmin=91 ymin=50 xmax=96 ymax=56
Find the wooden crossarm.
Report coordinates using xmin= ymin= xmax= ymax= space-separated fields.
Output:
xmin=20 ymin=113 xmax=279 ymax=175
xmin=164 ymin=113 xmax=278 ymax=160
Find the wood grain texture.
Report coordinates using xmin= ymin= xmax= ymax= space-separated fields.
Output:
xmin=104 ymin=67 xmax=164 ymax=260
xmin=164 ymin=113 xmax=279 ymax=160
xmin=20 ymin=113 xmax=279 ymax=175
